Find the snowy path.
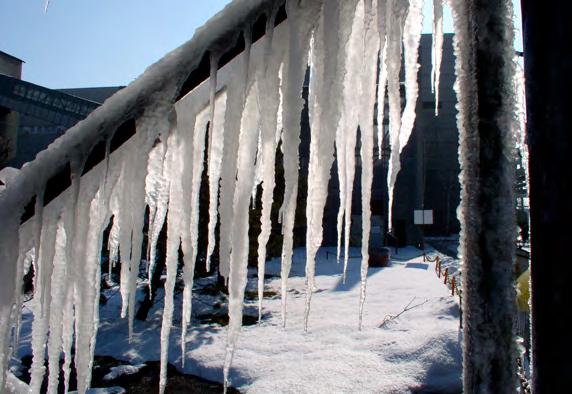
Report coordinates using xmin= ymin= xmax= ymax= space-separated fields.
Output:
xmin=14 ymin=247 xmax=462 ymax=393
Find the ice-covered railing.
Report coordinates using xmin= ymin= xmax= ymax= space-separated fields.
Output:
xmin=0 ymin=0 xmax=520 ymax=393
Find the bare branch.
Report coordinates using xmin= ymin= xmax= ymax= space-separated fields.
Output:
xmin=378 ymin=297 xmax=430 ymax=328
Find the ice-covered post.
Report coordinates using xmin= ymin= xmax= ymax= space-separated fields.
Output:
xmin=452 ymin=0 xmax=517 ymax=392
xmin=520 ymin=1 xmax=572 ymax=391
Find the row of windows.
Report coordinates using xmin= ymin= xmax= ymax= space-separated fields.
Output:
xmin=12 ymin=84 xmax=97 ymax=118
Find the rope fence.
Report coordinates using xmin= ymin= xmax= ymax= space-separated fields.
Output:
xmin=429 ymin=253 xmax=531 ymax=393
xmin=431 ymin=255 xmax=462 ymax=328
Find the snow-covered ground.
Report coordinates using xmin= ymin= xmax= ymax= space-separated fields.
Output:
xmin=14 ymin=246 xmax=462 ymax=393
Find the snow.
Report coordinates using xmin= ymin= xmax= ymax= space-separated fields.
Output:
xmin=103 ymin=364 xmax=146 ymax=381
xmin=12 ymin=247 xmax=460 ymax=393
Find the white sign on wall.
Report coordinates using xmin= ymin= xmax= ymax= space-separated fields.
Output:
xmin=414 ymin=209 xmax=433 ymax=225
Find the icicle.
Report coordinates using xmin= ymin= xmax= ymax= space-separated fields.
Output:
xmin=223 ymin=79 xmax=261 ymax=392
xmin=254 ymin=10 xmax=284 ymax=324
xmin=376 ymin=1 xmax=389 ymax=160
xmin=179 ymin=102 xmax=209 ymax=368
xmin=145 ymin=138 xmax=169 ymax=290
xmin=76 ymin=187 xmax=111 ymax=393
xmin=204 ymin=53 xmax=222 ymax=270
xmin=61 ymin=164 xmax=83 ymax=394
xmin=29 ymin=203 xmax=59 ymax=393
xmin=61 ymin=271 xmax=75 ymax=394
xmin=341 ymin=0 xmax=366 ymax=284
xmin=46 ymin=218 xmax=68 ymax=393
xmin=219 ymin=34 xmax=253 ymax=283
xmin=114 ymin=110 xmax=164 ymax=339
xmin=208 ymin=53 xmax=220 ymax=159
xmin=279 ymin=0 xmax=324 ymax=328
xmin=432 ymin=0 xmax=444 ymax=115
xmin=359 ymin=0 xmax=381 ymax=330
xmin=385 ymin=0 xmax=409 ymax=232
xmin=335 ymin=133 xmax=346 ymax=264
xmin=158 ymin=118 xmax=184 ymax=394
xmin=0 ymin=211 xmax=22 ymax=391
xmin=304 ymin=0 xmax=359 ymax=331
xmin=399 ymin=0 xmax=424 ymax=153
xmin=205 ymin=92 xmax=228 ymax=271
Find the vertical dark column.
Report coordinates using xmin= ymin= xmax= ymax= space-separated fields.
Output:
xmin=521 ymin=1 xmax=572 ymax=392
xmin=460 ymin=1 xmax=517 ymax=392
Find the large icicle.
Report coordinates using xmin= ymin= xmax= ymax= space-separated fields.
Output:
xmin=358 ymin=0 xmax=381 ymax=330
xmin=205 ymin=91 xmax=228 ymax=271
xmin=75 ymin=188 xmax=110 ymax=394
xmin=46 ymin=219 xmax=68 ymax=394
xmin=145 ymin=138 xmax=169 ymax=288
xmin=126 ymin=114 xmax=167 ymax=339
xmin=223 ymin=81 xmax=261 ymax=391
xmin=431 ymin=0 xmax=444 ymax=115
xmin=398 ymin=0 xmax=423 ymax=154
xmin=340 ymin=0 xmax=366 ymax=283
xmin=61 ymin=164 xmax=83 ymax=394
xmin=29 ymin=205 xmax=58 ymax=393
xmin=279 ymin=0 xmax=323 ymax=328
xmin=304 ymin=0 xmax=359 ymax=331
xmin=376 ymin=1 xmax=389 ymax=160
xmin=219 ymin=35 xmax=253 ymax=283
xmin=255 ymin=10 xmax=284 ymax=324
xmin=385 ymin=0 xmax=409 ymax=232
xmin=180 ymin=102 xmax=209 ymax=368
xmin=158 ymin=117 xmax=184 ymax=394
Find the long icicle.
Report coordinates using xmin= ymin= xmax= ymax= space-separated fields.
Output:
xmin=358 ymin=0 xmax=381 ymax=330
xmin=279 ymin=0 xmax=323 ymax=328
xmin=304 ymin=0 xmax=358 ymax=331
xmin=256 ymin=8 xmax=284 ymax=324
xmin=341 ymin=0 xmax=366 ymax=284
xmin=219 ymin=33 xmax=253 ymax=283
xmin=158 ymin=116 xmax=184 ymax=394
xmin=180 ymin=104 xmax=209 ymax=368
xmin=205 ymin=91 xmax=227 ymax=271
xmin=432 ymin=0 xmax=444 ymax=115
xmin=376 ymin=0 xmax=389 ymax=160
xmin=224 ymin=80 xmax=260 ymax=392
xmin=385 ymin=0 xmax=408 ymax=232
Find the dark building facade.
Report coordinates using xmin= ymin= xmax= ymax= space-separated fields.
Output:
xmin=391 ymin=34 xmax=460 ymax=245
xmin=0 ymin=51 xmax=123 ymax=169
xmin=314 ymin=33 xmax=460 ymax=247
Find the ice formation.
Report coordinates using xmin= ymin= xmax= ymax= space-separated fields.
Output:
xmin=0 ymin=0 xmax=519 ymax=392
xmin=431 ymin=0 xmax=444 ymax=115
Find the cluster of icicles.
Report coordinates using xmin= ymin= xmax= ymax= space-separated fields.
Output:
xmin=0 ymin=0 xmax=451 ymax=393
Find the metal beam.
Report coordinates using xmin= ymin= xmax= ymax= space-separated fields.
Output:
xmin=521 ymin=1 xmax=572 ymax=392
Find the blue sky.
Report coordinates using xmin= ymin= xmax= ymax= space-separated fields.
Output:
xmin=0 ymin=0 xmax=522 ymax=89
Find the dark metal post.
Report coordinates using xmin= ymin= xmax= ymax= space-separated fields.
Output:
xmin=520 ymin=1 xmax=572 ymax=392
